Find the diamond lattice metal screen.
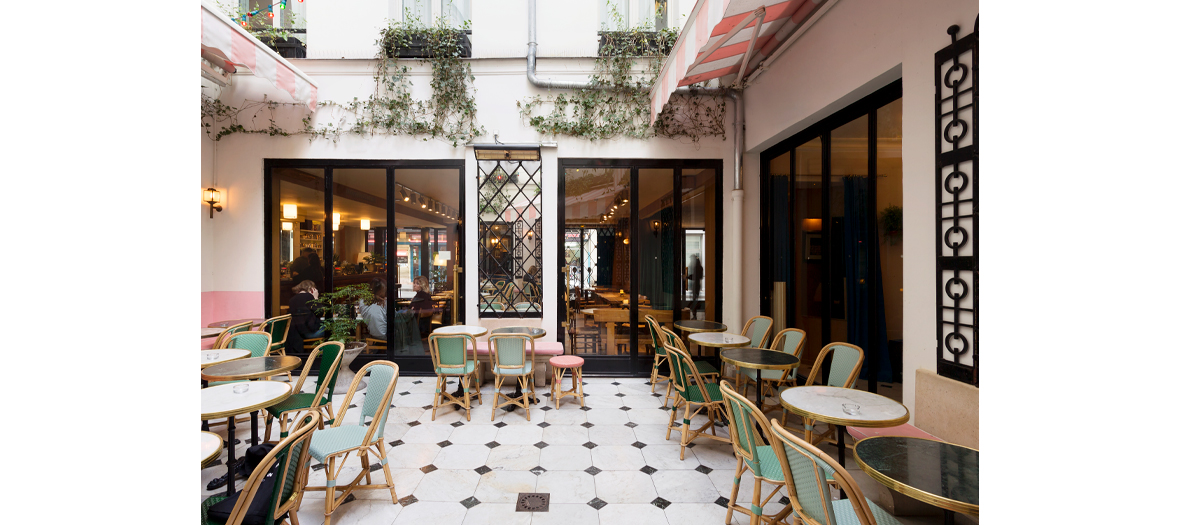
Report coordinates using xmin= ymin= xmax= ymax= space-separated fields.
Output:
xmin=477 ymin=155 xmax=542 ymax=317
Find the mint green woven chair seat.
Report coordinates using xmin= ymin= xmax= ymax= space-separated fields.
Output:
xmin=266 ymin=393 xmax=330 ymax=417
xmin=684 ymin=382 xmax=722 ymax=403
xmin=308 ymin=425 xmax=382 ymax=462
xmin=831 ymin=498 xmax=904 ymax=525
xmin=437 ymin=362 xmax=476 ymax=375
xmin=747 ymin=445 xmax=785 ymax=482
xmin=493 ymin=362 xmax=533 ymax=376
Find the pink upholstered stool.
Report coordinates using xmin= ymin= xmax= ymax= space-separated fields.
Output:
xmin=549 ymin=355 xmax=585 ymax=409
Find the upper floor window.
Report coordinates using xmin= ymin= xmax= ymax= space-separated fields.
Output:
xmin=233 ymin=0 xmax=306 ymax=58
xmin=600 ymin=0 xmax=667 ymax=31
xmin=393 ymin=0 xmax=470 ymax=27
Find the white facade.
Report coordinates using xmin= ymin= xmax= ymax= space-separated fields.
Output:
xmin=202 ymin=0 xmax=980 ymax=414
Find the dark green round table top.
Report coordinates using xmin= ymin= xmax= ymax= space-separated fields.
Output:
xmin=674 ymin=320 xmax=727 ymax=333
xmin=719 ymin=348 xmax=800 ymax=370
xmin=201 ymin=356 xmax=302 ymax=381
xmin=853 ymin=436 xmax=979 ymax=515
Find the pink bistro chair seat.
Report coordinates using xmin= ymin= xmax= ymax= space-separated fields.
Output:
xmin=549 ymin=355 xmax=585 ymax=368
xmin=846 ymin=423 xmax=942 ymax=442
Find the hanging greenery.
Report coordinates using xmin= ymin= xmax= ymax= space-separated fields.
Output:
xmin=201 ymin=12 xmax=483 ymax=146
xmin=516 ymin=4 xmax=726 ymax=143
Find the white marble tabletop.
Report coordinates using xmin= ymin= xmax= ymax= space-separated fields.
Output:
xmin=200 ymin=349 xmax=251 ymax=368
xmin=201 ymin=327 xmax=227 ymax=338
xmin=201 ymin=431 xmax=223 ymax=467
xmin=688 ymin=332 xmax=750 ymax=347
xmin=779 ymin=386 xmax=909 ymax=427
xmin=434 ymin=325 xmax=489 ymax=337
xmin=201 ymin=381 xmax=292 ymax=420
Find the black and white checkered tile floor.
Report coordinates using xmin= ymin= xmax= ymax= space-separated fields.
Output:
xmin=200 ymin=376 xmax=945 ymax=524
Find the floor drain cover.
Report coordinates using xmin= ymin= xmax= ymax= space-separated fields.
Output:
xmin=515 ymin=492 xmax=550 ymax=512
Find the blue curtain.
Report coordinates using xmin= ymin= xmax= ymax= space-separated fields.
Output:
xmin=843 ymin=176 xmax=892 ymax=382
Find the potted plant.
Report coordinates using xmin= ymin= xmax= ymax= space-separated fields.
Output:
xmin=880 ymin=205 xmax=902 ymax=245
xmin=313 ymin=284 xmax=374 ymax=393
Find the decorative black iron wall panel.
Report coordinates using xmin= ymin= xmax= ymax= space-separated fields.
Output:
xmin=477 ymin=155 xmax=543 ymax=318
xmin=934 ymin=20 xmax=978 ymax=386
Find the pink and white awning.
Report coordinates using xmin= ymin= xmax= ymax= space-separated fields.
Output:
xmin=201 ymin=2 xmax=318 ymax=111
xmin=649 ymin=0 xmax=828 ymax=123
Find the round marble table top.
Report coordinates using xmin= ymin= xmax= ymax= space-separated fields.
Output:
xmin=201 ymin=356 xmax=302 ymax=382
xmin=434 ymin=325 xmax=489 ymax=337
xmin=201 ymin=381 xmax=292 ymax=420
xmin=688 ymin=332 xmax=750 ymax=348
xmin=201 ymin=431 xmax=223 ymax=468
xmin=854 ymin=436 xmax=979 ymax=516
xmin=720 ymin=348 xmax=800 ymax=371
xmin=779 ymin=386 xmax=910 ymax=428
xmin=674 ymin=320 xmax=728 ymax=333
xmin=490 ymin=326 xmax=546 ymax=338
xmin=201 ymin=327 xmax=226 ymax=339
xmin=200 ymin=349 xmax=251 ymax=369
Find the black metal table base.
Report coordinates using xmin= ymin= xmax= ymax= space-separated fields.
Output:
xmin=835 ymin=424 xmax=847 ymax=499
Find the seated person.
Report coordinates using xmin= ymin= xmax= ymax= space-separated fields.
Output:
xmin=358 ymin=278 xmax=388 ymax=341
xmin=409 ymin=275 xmax=434 ymax=340
xmin=286 ymin=280 xmax=325 ymax=354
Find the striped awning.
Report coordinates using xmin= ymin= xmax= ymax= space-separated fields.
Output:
xmin=649 ymin=0 xmax=829 ymax=123
xmin=201 ymin=2 xmax=318 ymax=110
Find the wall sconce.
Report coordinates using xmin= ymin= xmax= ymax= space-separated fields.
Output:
xmin=651 ymin=220 xmax=661 ymax=235
xmin=332 ymin=212 xmax=340 ymax=231
xmin=281 ymin=222 xmax=293 ymax=231
xmin=360 ymin=219 xmax=370 ymax=230
xmin=282 ymin=204 xmax=298 ymax=219
xmin=204 ymin=188 xmax=222 ymax=218
xmin=623 ymin=238 xmax=630 ymax=245
xmin=526 ymin=230 xmax=535 ymax=238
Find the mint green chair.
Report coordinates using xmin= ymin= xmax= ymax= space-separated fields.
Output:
xmin=663 ymin=333 xmax=731 ymax=460
xmin=305 ymin=361 xmax=400 ymax=525
xmin=646 ymin=316 xmax=719 ymax=407
xmin=264 ymin=341 xmax=345 ymax=442
xmin=490 ymin=334 xmax=536 ymax=421
xmin=717 ymin=380 xmax=793 ymax=525
xmin=769 ymin=417 xmax=903 ymax=525
xmin=741 ymin=316 xmax=775 ymax=348
xmin=211 ymin=320 xmax=255 ymax=350
xmin=428 ymin=333 xmax=483 ymax=421
xmin=208 ymin=331 xmax=273 ymax=387
xmin=739 ymin=328 xmax=806 ymax=409
xmin=785 ymin=342 xmax=864 ymax=445
xmin=200 ymin=411 xmax=320 ymax=525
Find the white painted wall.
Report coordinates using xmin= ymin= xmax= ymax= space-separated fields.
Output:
xmin=742 ymin=0 xmax=979 ymax=412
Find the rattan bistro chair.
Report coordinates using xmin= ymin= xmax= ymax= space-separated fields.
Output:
xmin=647 ymin=316 xmax=720 ymax=406
xmin=305 ymin=361 xmax=400 ymax=525
xmin=200 ymin=411 xmax=321 ymax=525
xmin=490 ymin=334 xmax=537 ymax=421
xmin=211 ymin=321 xmax=255 ymax=350
xmin=663 ymin=333 xmax=731 ymax=460
xmin=719 ymin=315 xmax=774 ymax=383
xmin=264 ymin=341 xmax=345 ymax=443
xmin=769 ymin=418 xmax=903 ymax=525
xmin=717 ymin=380 xmax=793 ymax=525
xmin=738 ymin=328 xmax=806 ymax=410
xmin=428 ymin=333 xmax=483 ymax=421
xmin=209 ymin=331 xmax=273 ymax=386
xmin=786 ymin=342 xmax=865 ymax=445
xmin=259 ymin=315 xmax=294 ymax=381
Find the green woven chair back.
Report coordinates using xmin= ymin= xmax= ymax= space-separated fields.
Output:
xmin=644 ymin=315 xmax=665 ymax=355
xmin=823 ymin=343 xmax=863 ymax=388
xmin=226 ymin=332 xmax=272 ymax=358
xmin=718 ymin=380 xmax=771 ymax=477
xmin=357 ymin=363 xmax=398 ymax=439
xmin=492 ymin=335 xmax=530 ymax=368
xmin=774 ymin=329 xmax=806 ymax=381
xmin=664 ymin=343 xmax=692 ymax=398
xmin=263 ymin=315 xmax=291 ymax=347
xmin=430 ymin=334 xmax=471 ymax=369
xmin=268 ymin=412 xmax=319 ymax=522
xmin=743 ymin=316 xmax=774 ymax=348
xmin=315 ymin=341 xmax=345 ymax=404
xmin=770 ymin=421 xmax=839 ymax=525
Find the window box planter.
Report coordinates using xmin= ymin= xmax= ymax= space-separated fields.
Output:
xmin=597 ymin=31 xmax=674 ymax=57
xmin=382 ymin=30 xmax=472 ymax=59
xmin=259 ymin=35 xmax=307 ymax=59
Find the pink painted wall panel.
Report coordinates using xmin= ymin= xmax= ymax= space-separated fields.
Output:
xmin=201 ymin=291 xmax=265 ymax=326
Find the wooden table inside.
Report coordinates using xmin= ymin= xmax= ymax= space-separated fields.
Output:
xmin=587 ymin=308 xmax=686 ymax=354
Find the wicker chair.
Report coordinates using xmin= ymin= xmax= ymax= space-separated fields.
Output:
xmin=769 ymin=418 xmax=904 ymax=525
xmin=786 ymin=342 xmax=865 ymax=445
xmin=211 ymin=321 xmax=254 ymax=350
xmin=737 ymin=328 xmax=806 ymax=411
xmin=209 ymin=332 xmax=273 ymax=386
xmin=490 ymin=334 xmax=537 ymax=421
xmin=200 ymin=411 xmax=320 ymax=525
xmin=663 ymin=333 xmax=731 ymax=459
xmin=264 ymin=341 xmax=345 ymax=442
xmin=428 ymin=333 xmax=483 ymax=421
xmin=719 ymin=316 xmax=774 ymax=383
xmin=717 ymin=380 xmax=794 ymax=525
xmin=305 ymin=361 xmax=401 ymax=525
xmin=259 ymin=315 xmax=293 ymax=381
xmin=647 ymin=317 xmax=719 ymax=407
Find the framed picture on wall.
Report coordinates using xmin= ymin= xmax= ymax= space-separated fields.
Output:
xmin=804 ymin=232 xmax=822 ymax=261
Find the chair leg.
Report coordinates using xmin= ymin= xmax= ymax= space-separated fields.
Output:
xmin=521 ymin=376 xmax=531 ymax=421
xmin=462 ymin=376 xmax=472 ymax=422
xmin=663 ymin=380 xmax=673 ymax=407
xmin=727 ymin=461 xmax=744 ymax=525
xmin=665 ymin=397 xmax=679 ymax=440
xmin=376 ymin=444 xmax=398 ymax=503
xmin=678 ymin=405 xmax=691 ymax=460
xmin=360 ymin=453 xmax=372 ymax=485
xmin=432 ymin=375 xmax=445 ymax=421
xmin=324 ymin=456 xmax=336 ymax=525
xmin=750 ymin=476 xmax=762 ymax=525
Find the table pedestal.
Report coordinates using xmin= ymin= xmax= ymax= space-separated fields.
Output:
xmin=334 ymin=345 xmax=366 ymax=394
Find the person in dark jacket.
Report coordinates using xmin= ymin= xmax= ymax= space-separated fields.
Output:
xmin=409 ymin=275 xmax=434 ymax=340
xmin=291 ymin=248 xmax=325 ymax=291
xmin=285 ymin=280 xmax=325 ymax=355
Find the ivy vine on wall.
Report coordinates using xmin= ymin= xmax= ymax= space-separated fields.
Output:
xmin=201 ymin=13 xmax=483 ymax=146
xmin=516 ymin=6 xmax=726 ymax=143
